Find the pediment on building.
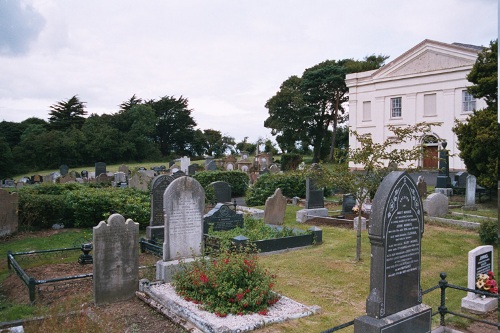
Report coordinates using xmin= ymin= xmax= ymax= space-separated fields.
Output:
xmin=373 ymin=39 xmax=480 ymax=79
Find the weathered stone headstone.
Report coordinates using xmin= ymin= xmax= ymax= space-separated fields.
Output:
xmin=269 ymin=164 xmax=280 ymax=174
xmin=118 ymin=164 xmax=130 ymax=175
xmin=306 ymin=178 xmax=324 ymax=209
xmin=264 ymin=188 xmax=287 ymax=225
xmin=162 ymin=176 xmax=205 ymax=261
xmin=128 ymin=171 xmax=152 ymax=191
xmin=203 ymin=203 xmax=243 ymax=233
xmin=95 ymin=162 xmax=106 ymax=177
xmin=354 ymin=171 xmax=431 ymax=332
xmin=59 ymin=164 xmax=69 ymax=176
xmin=96 ymin=173 xmax=112 ymax=184
xmin=463 ymin=174 xmax=477 ymax=210
xmin=353 ymin=216 xmax=367 ymax=231
xmin=0 ymin=189 xmax=19 ymax=237
xmin=206 ymin=160 xmax=217 ymax=171
xmin=209 ymin=181 xmax=232 ymax=203
xmin=461 ymin=245 xmax=497 ymax=313
xmin=416 ymin=176 xmax=427 ymax=199
xmin=59 ymin=174 xmax=76 ymax=184
xmin=188 ymin=164 xmax=197 ymax=176
xmin=93 ymin=214 xmax=139 ymax=305
xmin=342 ymin=194 xmax=356 ymax=215
xmin=114 ymin=172 xmax=127 ymax=184
xmin=423 ymin=192 xmax=448 ymax=217
xmin=31 ymin=174 xmax=42 ymax=184
xmin=3 ymin=179 xmax=15 ymax=188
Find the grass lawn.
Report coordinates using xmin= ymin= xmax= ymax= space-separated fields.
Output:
xmin=0 ymin=204 xmax=494 ymax=333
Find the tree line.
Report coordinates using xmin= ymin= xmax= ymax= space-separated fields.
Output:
xmin=0 ymin=95 xmax=265 ymax=178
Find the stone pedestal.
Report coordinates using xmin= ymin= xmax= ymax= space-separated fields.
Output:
xmin=354 ymin=304 xmax=432 ymax=333
xmin=461 ymin=295 xmax=498 ymax=314
xmin=434 ymin=187 xmax=453 ymax=197
xmin=353 ymin=216 xmax=367 ymax=231
xmin=156 ymin=258 xmax=195 ymax=283
xmin=296 ymin=208 xmax=328 ymax=223
xmin=146 ymin=225 xmax=164 ymax=240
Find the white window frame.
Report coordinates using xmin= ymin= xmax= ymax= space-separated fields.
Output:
xmin=362 ymin=101 xmax=371 ymax=121
xmin=462 ymin=90 xmax=476 ymax=112
xmin=391 ymin=97 xmax=402 ymax=118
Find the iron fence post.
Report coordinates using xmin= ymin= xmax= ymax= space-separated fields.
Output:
xmin=438 ymin=272 xmax=448 ymax=326
xmin=7 ymin=250 xmax=12 ymax=270
xmin=28 ymin=277 xmax=36 ymax=305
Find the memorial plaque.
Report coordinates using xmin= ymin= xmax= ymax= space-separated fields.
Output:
xmin=204 ymin=203 xmax=243 ymax=233
xmin=366 ymin=171 xmax=424 ymax=318
xmin=163 ymin=176 xmax=205 ymax=261
xmin=475 ymin=251 xmax=492 ymax=277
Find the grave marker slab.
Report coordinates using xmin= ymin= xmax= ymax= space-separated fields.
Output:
xmin=264 ymin=188 xmax=287 ymax=225
xmin=162 ymin=176 xmax=205 ymax=261
xmin=423 ymin=192 xmax=448 ymax=217
xmin=95 ymin=162 xmax=106 ymax=177
xmin=203 ymin=203 xmax=243 ymax=233
xmin=59 ymin=164 xmax=69 ymax=176
xmin=188 ymin=164 xmax=197 ymax=176
xmin=149 ymin=175 xmax=176 ymax=226
xmin=0 ymin=189 xmax=19 ymax=236
xmin=354 ymin=171 xmax=430 ymax=333
xmin=306 ymin=178 xmax=324 ymax=209
xmin=209 ymin=181 xmax=232 ymax=203
xmin=342 ymin=194 xmax=356 ymax=214
xmin=463 ymin=174 xmax=477 ymax=210
xmin=93 ymin=214 xmax=139 ymax=305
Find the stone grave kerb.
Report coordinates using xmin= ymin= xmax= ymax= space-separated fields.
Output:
xmin=366 ymin=171 xmax=424 ymax=318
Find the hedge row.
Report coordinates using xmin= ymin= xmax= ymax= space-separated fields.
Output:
xmin=17 ymin=183 xmax=150 ymax=230
xmin=245 ymin=172 xmax=306 ymax=206
xmin=193 ymin=170 xmax=249 ymax=197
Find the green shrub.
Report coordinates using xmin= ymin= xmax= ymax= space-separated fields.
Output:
xmin=478 ymin=219 xmax=498 ymax=245
xmin=280 ymin=153 xmax=302 ymax=171
xmin=194 ymin=170 xmax=249 ymax=197
xmin=245 ymin=172 xmax=306 ymax=206
xmin=172 ymin=246 xmax=279 ymax=317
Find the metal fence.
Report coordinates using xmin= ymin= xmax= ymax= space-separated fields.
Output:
xmin=318 ymin=272 xmax=500 ymax=332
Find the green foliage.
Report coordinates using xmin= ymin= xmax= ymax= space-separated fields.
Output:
xmin=17 ymin=184 xmax=150 ymax=230
xmin=280 ymin=153 xmax=302 ymax=171
xmin=466 ymin=39 xmax=497 ymax=110
xmin=172 ymin=246 xmax=279 ymax=317
xmin=208 ymin=216 xmax=301 ymax=249
xmin=48 ymin=95 xmax=87 ymax=130
xmin=193 ymin=170 xmax=249 ymax=197
xmin=478 ymin=219 xmax=498 ymax=245
xmin=245 ymin=172 xmax=306 ymax=206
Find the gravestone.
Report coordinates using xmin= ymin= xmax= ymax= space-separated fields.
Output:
xmin=461 ymin=245 xmax=497 ymax=313
xmin=435 ymin=141 xmax=452 ymax=196
xmin=206 ymin=160 xmax=217 ymax=171
xmin=59 ymin=174 xmax=76 ymax=184
xmin=264 ymin=188 xmax=287 ymax=225
xmin=149 ymin=175 xmax=177 ymax=227
xmin=342 ymin=194 xmax=356 ymax=215
xmin=188 ymin=164 xmax=197 ymax=176
xmin=114 ymin=172 xmax=127 ymax=185
xmin=209 ymin=181 xmax=232 ymax=203
xmin=128 ymin=171 xmax=152 ymax=191
xmin=416 ymin=176 xmax=427 ymax=199
xmin=463 ymin=174 xmax=477 ymax=210
xmin=162 ymin=176 xmax=205 ymax=261
xmin=81 ymin=170 xmax=89 ymax=178
xmin=3 ymin=179 xmax=15 ymax=188
xmin=454 ymin=171 xmax=469 ymax=188
xmin=96 ymin=173 xmax=113 ymax=184
xmin=423 ymin=192 xmax=448 ymax=217
xmin=31 ymin=174 xmax=43 ymax=184
xmin=118 ymin=164 xmax=130 ymax=175
xmin=203 ymin=203 xmax=244 ymax=234
xmin=0 ymin=189 xmax=19 ymax=237
xmin=93 ymin=214 xmax=139 ymax=305
xmin=354 ymin=171 xmax=431 ymax=332
xmin=353 ymin=216 xmax=367 ymax=231
xmin=269 ymin=164 xmax=280 ymax=174
xmin=69 ymin=170 xmax=81 ymax=179
xmin=95 ymin=162 xmax=106 ymax=177
xmin=59 ymin=164 xmax=69 ymax=176
xmin=306 ymin=178 xmax=324 ymax=209
xmin=180 ymin=156 xmax=190 ymax=173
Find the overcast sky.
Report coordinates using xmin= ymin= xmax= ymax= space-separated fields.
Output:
xmin=0 ymin=0 xmax=497 ymax=143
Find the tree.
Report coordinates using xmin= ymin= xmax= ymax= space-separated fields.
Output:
xmin=453 ymin=39 xmax=498 ymax=189
xmin=235 ymin=137 xmax=257 ymax=155
xmin=200 ymin=129 xmax=235 ymax=157
xmin=119 ymin=94 xmax=143 ymax=112
xmin=313 ymin=122 xmax=439 ymax=261
xmin=48 ymin=95 xmax=87 ymax=130
xmin=148 ymin=96 xmax=197 ymax=157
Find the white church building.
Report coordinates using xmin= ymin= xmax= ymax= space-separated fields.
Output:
xmin=346 ymin=39 xmax=486 ymax=171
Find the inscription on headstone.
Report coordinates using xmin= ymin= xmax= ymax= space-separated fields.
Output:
xmin=203 ymin=203 xmax=243 ymax=233
xmin=93 ymin=214 xmax=139 ymax=305
xmin=163 ymin=176 xmax=205 ymax=261
xmin=354 ymin=171 xmax=430 ymax=333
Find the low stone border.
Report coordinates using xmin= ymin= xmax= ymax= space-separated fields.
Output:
xmin=425 ymin=216 xmax=480 ymax=229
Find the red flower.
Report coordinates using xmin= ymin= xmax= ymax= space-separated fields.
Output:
xmin=199 ymin=273 xmax=209 ymax=284
xmin=258 ymin=309 xmax=268 ymax=315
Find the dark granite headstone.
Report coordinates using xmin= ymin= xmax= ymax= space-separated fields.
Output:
xmin=454 ymin=171 xmax=469 ymax=188
xmin=354 ymin=171 xmax=430 ymax=333
xmin=95 ymin=162 xmax=106 ymax=177
xmin=206 ymin=160 xmax=217 ymax=171
xmin=81 ymin=170 xmax=89 ymax=178
xmin=60 ymin=164 xmax=69 ymax=176
xmin=203 ymin=203 xmax=243 ymax=234
xmin=209 ymin=181 xmax=232 ymax=203
xmin=342 ymin=194 xmax=356 ymax=214
xmin=149 ymin=175 xmax=177 ymax=227
xmin=435 ymin=141 xmax=451 ymax=188
xmin=188 ymin=164 xmax=197 ymax=176
xmin=306 ymin=178 xmax=324 ymax=209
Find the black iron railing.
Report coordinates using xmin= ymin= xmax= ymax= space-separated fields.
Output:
xmin=319 ymin=272 xmax=499 ymax=332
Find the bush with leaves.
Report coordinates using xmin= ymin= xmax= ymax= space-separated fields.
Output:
xmin=245 ymin=172 xmax=306 ymax=206
xmin=478 ymin=219 xmax=498 ymax=245
xmin=194 ymin=170 xmax=249 ymax=197
xmin=173 ymin=246 xmax=280 ymax=317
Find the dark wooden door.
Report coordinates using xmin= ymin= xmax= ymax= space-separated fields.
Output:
xmin=423 ymin=146 xmax=438 ymax=169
